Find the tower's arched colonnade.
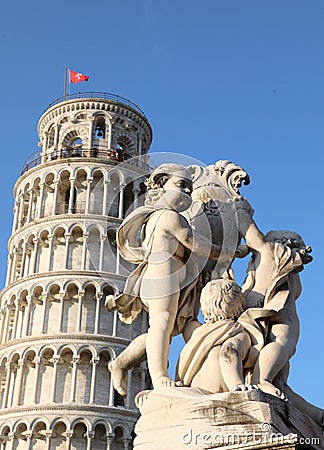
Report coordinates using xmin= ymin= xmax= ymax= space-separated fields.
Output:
xmin=0 ymin=95 xmax=153 ymax=449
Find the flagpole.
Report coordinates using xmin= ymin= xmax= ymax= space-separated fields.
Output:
xmin=64 ymin=68 xmax=67 ymax=100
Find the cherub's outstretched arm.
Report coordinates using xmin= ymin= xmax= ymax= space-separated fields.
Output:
xmin=233 ymin=200 xmax=268 ymax=254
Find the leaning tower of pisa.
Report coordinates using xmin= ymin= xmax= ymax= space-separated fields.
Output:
xmin=0 ymin=92 xmax=153 ymax=449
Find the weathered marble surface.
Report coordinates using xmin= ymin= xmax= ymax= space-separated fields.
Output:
xmin=107 ymin=160 xmax=322 ymax=449
xmin=134 ymin=388 xmax=323 ymax=450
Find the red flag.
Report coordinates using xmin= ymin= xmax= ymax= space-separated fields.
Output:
xmin=69 ymin=69 xmax=89 ymax=83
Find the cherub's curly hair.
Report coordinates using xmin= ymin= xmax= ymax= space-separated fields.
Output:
xmin=200 ymin=279 xmax=244 ymax=322
xmin=144 ymin=163 xmax=191 ymax=206
xmin=144 ymin=174 xmax=170 ymax=206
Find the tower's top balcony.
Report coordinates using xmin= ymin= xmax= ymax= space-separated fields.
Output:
xmin=18 ymin=92 xmax=153 ymax=175
xmin=45 ymin=91 xmax=147 ymax=117
xmin=20 ymin=147 xmax=151 ymax=175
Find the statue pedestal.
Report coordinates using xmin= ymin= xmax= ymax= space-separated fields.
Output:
xmin=134 ymin=388 xmax=322 ymax=450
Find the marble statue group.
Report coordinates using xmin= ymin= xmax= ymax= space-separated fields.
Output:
xmin=106 ymin=160 xmax=323 ymax=433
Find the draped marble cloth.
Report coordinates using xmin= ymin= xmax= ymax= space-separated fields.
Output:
xmin=177 ymin=242 xmax=304 ymax=384
xmin=176 ymin=320 xmax=244 ymax=386
xmin=107 ymin=205 xmax=200 ymax=336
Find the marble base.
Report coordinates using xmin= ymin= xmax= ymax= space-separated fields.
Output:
xmin=134 ymin=388 xmax=322 ymax=450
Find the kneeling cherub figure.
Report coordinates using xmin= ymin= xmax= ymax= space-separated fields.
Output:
xmin=176 ymin=278 xmax=253 ymax=393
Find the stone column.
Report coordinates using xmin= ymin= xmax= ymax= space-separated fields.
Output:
xmin=76 ymin=291 xmax=85 ymax=332
xmin=99 ymin=235 xmax=106 ymax=272
xmin=22 ymin=296 xmax=32 ymax=337
xmin=86 ymin=431 xmax=95 ymax=450
xmin=51 ymin=356 xmax=60 ymax=402
xmin=108 ymin=366 xmax=114 ymax=407
xmin=11 ymin=248 xmax=18 ymax=282
xmin=139 ymin=366 xmax=146 ymax=392
xmin=66 ymin=430 xmax=73 ymax=450
xmin=0 ymin=310 xmax=6 ymax=344
xmin=30 ymin=237 xmax=39 ymax=274
xmin=54 ymin=124 xmax=60 ymax=149
xmin=115 ymin=248 xmax=120 ymax=275
xmin=24 ymin=244 xmax=33 ymax=277
xmin=12 ymin=200 xmax=19 ymax=232
xmin=2 ymin=362 xmax=13 ymax=408
xmin=0 ymin=366 xmax=5 ymax=397
xmin=106 ymin=177 xmax=113 ymax=216
xmin=89 ymin=357 xmax=100 ymax=404
xmin=103 ymin=179 xmax=109 ymax=215
xmin=20 ymin=243 xmax=28 ymax=278
xmin=5 ymin=254 xmax=14 ymax=285
xmin=88 ymin=121 xmax=94 ymax=151
xmin=81 ymin=233 xmax=89 ymax=270
xmin=58 ymin=293 xmax=65 ymax=332
xmin=40 ymin=294 xmax=48 ymax=333
xmin=37 ymin=182 xmax=45 ymax=218
xmin=26 ymin=189 xmax=34 ymax=223
xmin=25 ymin=433 xmax=33 ymax=450
xmin=2 ymin=305 xmax=12 ymax=343
xmin=107 ymin=121 xmax=114 ymax=150
xmin=69 ymin=355 xmax=80 ymax=402
xmin=47 ymin=235 xmax=54 ymax=272
xmin=132 ymin=187 xmax=140 ymax=211
xmin=15 ymin=301 xmax=24 ymax=339
xmin=85 ymin=179 xmax=93 ymax=214
xmin=112 ymin=311 xmax=118 ymax=337
xmin=106 ymin=433 xmax=114 ymax=450
xmin=118 ymin=184 xmax=125 ymax=219
xmin=126 ymin=369 xmax=132 ymax=409
xmin=141 ymin=311 xmax=148 ymax=334
xmin=45 ymin=431 xmax=53 ymax=450
xmin=52 ymin=180 xmax=59 ymax=215
xmin=123 ymin=438 xmax=131 ymax=449
xmin=43 ymin=130 xmax=49 ymax=149
xmin=94 ymin=293 xmax=102 ymax=335
xmin=18 ymin=194 xmax=25 ymax=226
xmin=138 ymin=134 xmax=143 ymax=156
xmin=64 ymin=233 xmax=71 ymax=270
xmin=68 ymin=178 xmax=76 ymax=214
xmin=13 ymin=358 xmax=24 ymax=406
xmin=7 ymin=432 xmax=15 ymax=450
xmin=32 ymin=356 xmax=41 ymax=403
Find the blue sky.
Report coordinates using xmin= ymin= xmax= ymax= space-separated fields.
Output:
xmin=0 ymin=1 xmax=323 ymax=408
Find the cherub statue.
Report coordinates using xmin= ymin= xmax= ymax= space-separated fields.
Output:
xmin=234 ymin=202 xmax=313 ymax=397
xmin=107 ymin=164 xmax=223 ymax=391
xmin=176 ymin=273 xmax=323 ymax=426
xmin=176 ymin=278 xmax=253 ymax=393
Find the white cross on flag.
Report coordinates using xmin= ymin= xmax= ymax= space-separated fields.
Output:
xmin=69 ymin=69 xmax=89 ymax=83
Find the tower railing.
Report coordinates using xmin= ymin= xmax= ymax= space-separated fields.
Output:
xmin=46 ymin=92 xmax=147 ymax=117
xmin=21 ymin=149 xmax=151 ymax=175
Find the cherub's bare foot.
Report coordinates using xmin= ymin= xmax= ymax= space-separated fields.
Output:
xmin=231 ymin=384 xmax=258 ymax=392
xmin=108 ymin=360 xmax=128 ymax=397
xmin=257 ymin=381 xmax=287 ymax=400
xmin=153 ymin=376 xmax=182 ymax=389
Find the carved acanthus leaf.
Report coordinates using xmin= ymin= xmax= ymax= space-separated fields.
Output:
xmin=212 ymin=160 xmax=250 ymax=199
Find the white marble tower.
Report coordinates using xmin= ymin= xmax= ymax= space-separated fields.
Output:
xmin=0 ymin=93 xmax=153 ymax=449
